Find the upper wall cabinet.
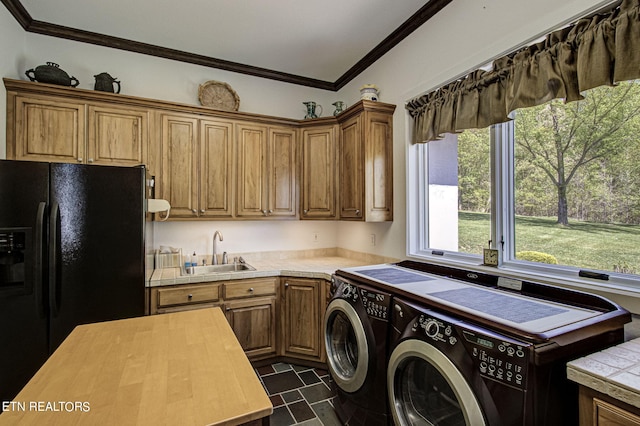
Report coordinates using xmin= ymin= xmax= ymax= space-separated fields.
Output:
xmin=236 ymin=123 xmax=297 ymax=219
xmin=4 ymin=79 xmax=396 ymax=223
xmin=87 ymin=103 xmax=149 ymax=167
xmin=300 ymin=123 xmax=338 ymax=220
xmin=157 ymin=112 xmax=234 ymax=219
xmin=5 ymin=81 xmax=148 ymax=167
xmin=337 ymin=101 xmax=395 ymax=222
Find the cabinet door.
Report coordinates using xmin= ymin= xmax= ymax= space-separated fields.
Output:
xmin=159 ymin=113 xmax=199 ymax=218
xmin=13 ymin=95 xmax=85 ymax=163
xmin=594 ymin=398 xmax=640 ymax=426
xmin=365 ymin=111 xmax=394 ymax=221
xmin=340 ymin=115 xmax=364 ymax=219
xmin=269 ymin=127 xmax=297 ymax=217
xmin=87 ymin=104 xmax=149 ymax=167
xmin=236 ymin=124 xmax=268 ymax=217
xmin=200 ymin=119 xmax=234 ymax=218
xmin=301 ymin=125 xmax=337 ymax=219
xmin=225 ymin=296 xmax=277 ymax=359
xmin=281 ymin=278 xmax=320 ymax=359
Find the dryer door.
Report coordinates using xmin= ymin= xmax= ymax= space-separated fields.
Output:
xmin=388 ymin=340 xmax=486 ymax=426
xmin=324 ymin=298 xmax=369 ymax=392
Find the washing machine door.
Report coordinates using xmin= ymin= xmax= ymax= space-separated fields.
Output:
xmin=388 ymin=340 xmax=486 ymax=426
xmin=324 ymin=298 xmax=369 ymax=393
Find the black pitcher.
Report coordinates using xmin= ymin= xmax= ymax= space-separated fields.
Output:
xmin=94 ymin=73 xmax=121 ymax=93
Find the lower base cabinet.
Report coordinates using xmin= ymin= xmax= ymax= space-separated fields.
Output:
xmin=579 ymin=386 xmax=640 ymax=426
xmin=281 ymin=278 xmax=322 ymax=360
xmin=148 ymin=276 xmax=328 ymax=364
xmin=225 ymin=296 xmax=278 ymax=359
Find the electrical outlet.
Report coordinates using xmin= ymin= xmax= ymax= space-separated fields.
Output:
xmin=369 ymin=234 xmax=376 ymax=246
xmin=313 ymin=232 xmax=319 ymax=242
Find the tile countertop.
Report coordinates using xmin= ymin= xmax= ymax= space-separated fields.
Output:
xmin=147 ymin=255 xmax=381 ymax=287
xmin=567 ymin=338 xmax=640 ymax=409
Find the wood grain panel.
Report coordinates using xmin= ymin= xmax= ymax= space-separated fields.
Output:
xmin=88 ymin=104 xmax=148 ymax=166
xmin=340 ymin=115 xmax=363 ymax=219
xmin=366 ymin=111 xmax=393 ymax=221
xmin=236 ymin=124 xmax=268 ymax=217
xmin=224 ymin=278 xmax=277 ymax=300
xmin=281 ymin=278 xmax=320 ymax=358
xmin=200 ymin=119 xmax=234 ymax=218
xmin=14 ymin=95 xmax=85 ymax=163
xmin=159 ymin=113 xmax=198 ymax=217
xmin=301 ymin=125 xmax=337 ymax=219
xmin=269 ymin=126 xmax=297 ymax=217
xmin=225 ymin=297 xmax=277 ymax=358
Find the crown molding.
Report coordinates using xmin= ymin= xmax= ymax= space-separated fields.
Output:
xmin=1 ymin=0 xmax=451 ymax=91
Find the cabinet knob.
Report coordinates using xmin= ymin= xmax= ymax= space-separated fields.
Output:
xmin=191 ymin=209 xmax=197 ymax=214
xmin=356 ymin=210 xmax=361 ymax=215
xmin=262 ymin=210 xmax=268 ymax=216
xmin=88 ymin=158 xmax=94 ymax=163
xmin=77 ymin=157 xmax=83 ymax=162
xmin=187 ymin=294 xmax=193 ymax=299
xmin=200 ymin=209 xmax=205 ymax=213
xmin=249 ymin=288 xmax=254 ymax=292
xmin=285 ymin=283 xmax=289 ymax=288
xmin=303 ymin=210 xmax=308 ymax=215
xmin=268 ymin=209 xmax=273 ymax=213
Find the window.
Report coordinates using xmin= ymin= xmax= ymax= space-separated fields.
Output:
xmin=408 ymin=81 xmax=640 ymax=288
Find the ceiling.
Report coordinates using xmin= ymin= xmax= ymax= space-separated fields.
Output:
xmin=2 ymin=0 xmax=452 ymax=90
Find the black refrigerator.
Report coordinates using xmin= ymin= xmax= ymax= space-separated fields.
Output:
xmin=0 ymin=160 xmax=147 ymax=404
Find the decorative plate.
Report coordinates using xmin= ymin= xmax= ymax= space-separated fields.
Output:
xmin=198 ymin=80 xmax=240 ymax=111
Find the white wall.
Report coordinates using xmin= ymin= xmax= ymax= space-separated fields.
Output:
xmin=335 ymin=0 xmax=615 ymax=259
xmin=1 ymin=0 xmax=613 ymax=258
xmin=0 ymin=14 xmax=344 ymax=256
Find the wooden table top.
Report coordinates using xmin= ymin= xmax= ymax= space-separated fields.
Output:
xmin=0 ymin=308 xmax=272 ymax=425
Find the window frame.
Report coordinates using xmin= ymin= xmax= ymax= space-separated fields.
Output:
xmin=406 ymin=117 xmax=640 ymax=297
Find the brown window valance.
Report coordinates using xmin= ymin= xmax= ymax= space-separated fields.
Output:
xmin=407 ymin=0 xmax=640 ymax=143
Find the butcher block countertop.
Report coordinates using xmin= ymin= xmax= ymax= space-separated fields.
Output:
xmin=0 ymin=308 xmax=272 ymax=426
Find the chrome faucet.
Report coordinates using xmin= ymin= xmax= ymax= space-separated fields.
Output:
xmin=212 ymin=231 xmax=223 ymax=265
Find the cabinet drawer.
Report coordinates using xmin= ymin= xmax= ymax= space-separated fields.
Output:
xmin=224 ymin=278 xmax=277 ymax=299
xmin=157 ymin=284 xmax=220 ymax=307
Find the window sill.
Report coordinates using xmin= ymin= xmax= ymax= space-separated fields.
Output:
xmin=406 ymin=253 xmax=640 ymax=314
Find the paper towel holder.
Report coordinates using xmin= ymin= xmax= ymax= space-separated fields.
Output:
xmin=147 ymin=199 xmax=171 ymax=221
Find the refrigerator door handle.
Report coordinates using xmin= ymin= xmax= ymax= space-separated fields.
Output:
xmin=49 ymin=202 xmax=60 ymax=318
xmin=35 ymin=202 xmax=47 ymax=318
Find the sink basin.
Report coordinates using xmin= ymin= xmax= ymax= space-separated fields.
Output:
xmin=185 ymin=263 xmax=256 ymax=275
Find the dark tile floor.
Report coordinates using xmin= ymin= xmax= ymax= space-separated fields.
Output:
xmin=255 ymin=363 xmax=343 ymax=426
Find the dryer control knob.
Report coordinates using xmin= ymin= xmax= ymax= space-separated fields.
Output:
xmin=424 ymin=320 xmax=439 ymax=338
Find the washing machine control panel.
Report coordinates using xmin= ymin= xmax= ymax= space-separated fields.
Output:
xmin=333 ymin=278 xmax=391 ymax=320
xmin=411 ymin=313 xmax=530 ymax=390
xmin=462 ymin=329 xmax=530 ymax=390
xmin=359 ymin=288 xmax=391 ymax=320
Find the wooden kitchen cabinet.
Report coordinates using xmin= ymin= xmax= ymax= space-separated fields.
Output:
xmin=157 ymin=112 xmax=234 ymax=218
xmin=224 ymin=277 xmax=279 ymax=359
xmin=578 ymin=385 xmax=640 ymax=426
xmin=87 ymin=103 xmax=149 ymax=166
xmin=337 ymin=100 xmax=395 ymax=221
xmin=225 ymin=296 xmax=278 ymax=359
xmin=6 ymin=87 xmax=149 ymax=167
xmin=300 ymin=124 xmax=338 ymax=219
xmin=236 ymin=123 xmax=297 ymax=218
xmin=149 ymin=277 xmax=279 ymax=360
xmin=149 ymin=282 xmax=221 ymax=314
xmin=280 ymin=278 xmax=326 ymax=361
xmin=10 ymin=94 xmax=86 ymax=163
